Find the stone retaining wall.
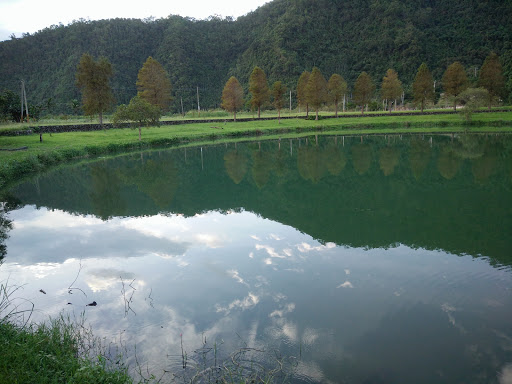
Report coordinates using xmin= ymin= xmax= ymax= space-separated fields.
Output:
xmin=0 ymin=109 xmax=507 ymax=137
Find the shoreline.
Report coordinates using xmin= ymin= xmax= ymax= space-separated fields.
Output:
xmin=1 ymin=111 xmax=512 ymax=191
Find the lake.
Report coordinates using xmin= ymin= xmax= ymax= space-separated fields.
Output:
xmin=1 ymin=133 xmax=511 ymax=383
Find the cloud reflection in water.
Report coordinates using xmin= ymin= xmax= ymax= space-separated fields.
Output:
xmin=2 ymin=205 xmax=512 ymax=383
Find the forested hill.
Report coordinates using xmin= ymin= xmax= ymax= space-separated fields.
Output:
xmin=1 ymin=0 xmax=511 ymax=114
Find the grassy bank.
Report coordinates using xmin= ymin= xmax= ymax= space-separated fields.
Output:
xmin=0 ymin=319 xmax=132 ymax=384
xmin=1 ymin=111 xmax=512 ymax=190
xmin=0 ymin=281 xmax=132 ymax=384
xmin=0 ymin=281 xmax=284 ymax=384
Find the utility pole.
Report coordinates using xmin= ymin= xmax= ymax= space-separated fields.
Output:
xmin=20 ymin=82 xmax=23 ymax=122
xmin=20 ymin=80 xmax=29 ymax=123
xmin=197 ymin=86 xmax=200 ymax=117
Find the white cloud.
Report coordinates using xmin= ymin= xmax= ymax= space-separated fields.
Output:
xmin=255 ymin=244 xmax=287 ymax=259
xmin=194 ymin=233 xmax=224 ymax=248
xmin=227 ymin=269 xmax=249 ymax=287
xmin=20 ymin=262 xmax=61 ymax=279
xmin=216 ymin=293 xmax=259 ymax=314
xmin=297 ymin=242 xmax=336 ymax=253
xmin=337 ymin=281 xmax=354 ymax=289
xmin=85 ymin=268 xmax=135 ymax=292
xmin=269 ymin=303 xmax=295 ymax=318
xmin=14 ymin=208 xmax=101 ymax=230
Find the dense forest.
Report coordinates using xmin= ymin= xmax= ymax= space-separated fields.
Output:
xmin=0 ymin=0 xmax=511 ymax=115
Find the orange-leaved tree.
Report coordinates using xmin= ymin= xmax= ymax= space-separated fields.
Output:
xmin=413 ymin=63 xmax=435 ymax=113
xmin=297 ymin=71 xmax=310 ymax=118
xmin=479 ymin=52 xmax=506 ymax=110
xmin=221 ymin=76 xmax=244 ymax=121
xmin=272 ymin=81 xmax=287 ymax=124
xmin=442 ymin=62 xmax=468 ymax=111
xmin=381 ymin=69 xmax=403 ymax=113
xmin=327 ymin=74 xmax=347 ymax=117
xmin=354 ymin=72 xmax=375 ymax=115
xmin=136 ymin=56 xmax=172 ymax=112
xmin=249 ymin=66 xmax=270 ymax=119
xmin=305 ymin=67 xmax=327 ymax=120
xmin=76 ymin=53 xmax=114 ymax=125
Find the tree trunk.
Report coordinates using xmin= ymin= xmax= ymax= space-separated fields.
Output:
xmin=361 ymin=105 xmax=364 ymax=115
xmin=99 ymin=111 xmax=103 ymax=126
xmin=138 ymin=127 xmax=141 ymax=141
xmin=315 ymin=109 xmax=319 ymax=120
xmin=234 ymin=111 xmax=237 ymax=122
xmin=306 ymin=104 xmax=309 ymax=118
xmin=335 ymin=100 xmax=338 ymax=118
xmin=258 ymin=106 xmax=261 ymax=119
xmin=278 ymin=109 xmax=281 ymax=124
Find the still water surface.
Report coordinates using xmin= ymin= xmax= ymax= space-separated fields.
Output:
xmin=1 ymin=134 xmax=512 ymax=383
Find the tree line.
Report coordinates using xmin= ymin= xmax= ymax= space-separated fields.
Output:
xmin=71 ymin=51 xmax=507 ymax=129
xmin=225 ymin=52 xmax=505 ymax=121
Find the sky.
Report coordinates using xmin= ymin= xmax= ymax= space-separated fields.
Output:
xmin=0 ymin=0 xmax=270 ymax=41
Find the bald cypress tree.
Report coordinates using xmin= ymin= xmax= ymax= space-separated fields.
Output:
xmin=353 ymin=72 xmax=375 ymax=115
xmin=327 ymin=74 xmax=347 ymax=117
xmin=479 ymin=52 xmax=506 ymax=110
xmin=442 ymin=62 xmax=468 ymax=111
xmin=76 ymin=53 xmax=114 ymax=125
xmin=297 ymin=71 xmax=311 ymax=118
xmin=249 ymin=66 xmax=270 ymax=119
xmin=305 ymin=67 xmax=328 ymax=120
xmin=136 ymin=57 xmax=172 ymax=112
xmin=381 ymin=69 xmax=403 ymax=113
xmin=413 ymin=63 xmax=435 ymax=113
xmin=221 ymin=76 xmax=244 ymax=122
xmin=272 ymin=81 xmax=287 ymax=124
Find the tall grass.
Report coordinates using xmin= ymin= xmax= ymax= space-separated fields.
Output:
xmin=0 ymin=280 xmax=132 ymax=384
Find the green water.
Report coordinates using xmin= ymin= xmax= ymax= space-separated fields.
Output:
xmin=1 ymin=133 xmax=511 ymax=383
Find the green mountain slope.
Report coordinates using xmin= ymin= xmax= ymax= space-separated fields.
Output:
xmin=0 ymin=0 xmax=510 ymax=114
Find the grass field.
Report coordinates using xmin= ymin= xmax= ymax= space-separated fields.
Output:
xmin=1 ymin=110 xmax=512 ymax=190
